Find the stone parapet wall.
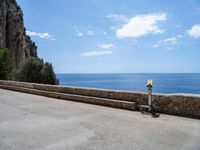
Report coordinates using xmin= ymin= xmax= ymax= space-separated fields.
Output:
xmin=0 ymin=80 xmax=199 ymax=118
xmin=0 ymin=80 xmax=148 ymax=104
xmin=152 ymin=94 xmax=200 ymax=118
xmin=0 ymin=84 xmax=136 ymax=111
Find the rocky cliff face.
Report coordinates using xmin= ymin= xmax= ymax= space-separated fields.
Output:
xmin=0 ymin=0 xmax=37 ymax=71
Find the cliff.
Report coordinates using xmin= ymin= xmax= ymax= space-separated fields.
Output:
xmin=0 ymin=0 xmax=37 ymax=71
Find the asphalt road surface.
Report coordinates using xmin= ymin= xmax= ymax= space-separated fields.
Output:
xmin=0 ymin=88 xmax=200 ymax=150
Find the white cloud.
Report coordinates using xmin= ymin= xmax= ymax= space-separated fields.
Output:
xmin=116 ymin=12 xmax=167 ymax=38
xmin=73 ymin=26 xmax=78 ymax=29
xmin=74 ymin=26 xmax=84 ymax=37
xmin=26 ymin=31 xmax=55 ymax=40
xmin=187 ymin=25 xmax=200 ymax=38
xmin=103 ymin=32 xmax=107 ymax=35
xmin=51 ymin=38 xmax=56 ymax=41
xmin=77 ymin=32 xmax=83 ymax=37
xmin=176 ymin=35 xmax=183 ymax=38
xmin=110 ymin=26 xmax=116 ymax=30
xmin=74 ymin=26 xmax=98 ymax=37
xmin=80 ymin=50 xmax=112 ymax=56
xmin=98 ymin=44 xmax=114 ymax=49
xmin=163 ymin=37 xmax=177 ymax=44
xmin=153 ymin=38 xmax=177 ymax=48
xmin=87 ymin=30 xmax=95 ymax=36
xmin=166 ymin=47 xmax=174 ymax=50
xmin=153 ymin=35 xmax=182 ymax=48
xmin=153 ymin=44 xmax=160 ymax=48
xmin=106 ymin=14 xmax=128 ymax=22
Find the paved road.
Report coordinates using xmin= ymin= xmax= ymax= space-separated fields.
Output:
xmin=0 ymin=88 xmax=200 ymax=150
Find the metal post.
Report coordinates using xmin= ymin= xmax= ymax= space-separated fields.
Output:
xmin=138 ymin=79 xmax=159 ymax=117
xmin=147 ymin=80 xmax=153 ymax=106
xmin=148 ymin=87 xmax=152 ymax=106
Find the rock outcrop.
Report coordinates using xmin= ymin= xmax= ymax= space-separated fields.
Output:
xmin=0 ymin=0 xmax=37 ymax=71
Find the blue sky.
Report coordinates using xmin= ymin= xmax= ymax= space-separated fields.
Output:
xmin=17 ymin=0 xmax=200 ymax=73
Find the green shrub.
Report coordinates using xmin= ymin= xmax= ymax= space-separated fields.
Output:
xmin=41 ymin=62 xmax=58 ymax=85
xmin=17 ymin=57 xmax=58 ymax=85
xmin=0 ymin=47 xmax=11 ymax=80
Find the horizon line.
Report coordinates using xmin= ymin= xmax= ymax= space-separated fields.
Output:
xmin=56 ymin=72 xmax=200 ymax=74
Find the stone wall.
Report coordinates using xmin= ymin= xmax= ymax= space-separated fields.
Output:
xmin=0 ymin=80 xmax=199 ymax=118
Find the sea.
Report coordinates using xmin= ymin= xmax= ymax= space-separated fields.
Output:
xmin=56 ymin=73 xmax=200 ymax=94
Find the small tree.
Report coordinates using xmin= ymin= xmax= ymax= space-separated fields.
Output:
xmin=0 ymin=47 xmax=11 ymax=80
xmin=17 ymin=57 xmax=58 ymax=85
xmin=41 ymin=62 xmax=57 ymax=85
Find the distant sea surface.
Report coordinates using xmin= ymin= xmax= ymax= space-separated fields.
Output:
xmin=57 ymin=73 xmax=200 ymax=94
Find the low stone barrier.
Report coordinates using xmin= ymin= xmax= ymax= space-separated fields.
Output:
xmin=0 ymin=80 xmax=199 ymax=118
xmin=0 ymin=84 xmax=135 ymax=111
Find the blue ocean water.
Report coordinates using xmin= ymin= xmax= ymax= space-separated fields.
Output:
xmin=57 ymin=73 xmax=200 ymax=94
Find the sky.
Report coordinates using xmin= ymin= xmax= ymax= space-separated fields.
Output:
xmin=16 ymin=0 xmax=200 ymax=73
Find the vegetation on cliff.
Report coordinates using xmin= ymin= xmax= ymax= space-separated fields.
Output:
xmin=0 ymin=47 xmax=58 ymax=85
xmin=17 ymin=57 xmax=58 ymax=85
xmin=0 ymin=47 xmax=11 ymax=80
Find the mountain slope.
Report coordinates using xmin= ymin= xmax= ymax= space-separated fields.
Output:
xmin=0 ymin=0 xmax=37 ymax=71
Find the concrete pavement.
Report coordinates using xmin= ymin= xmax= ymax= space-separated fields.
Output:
xmin=0 ymin=88 xmax=200 ymax=150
